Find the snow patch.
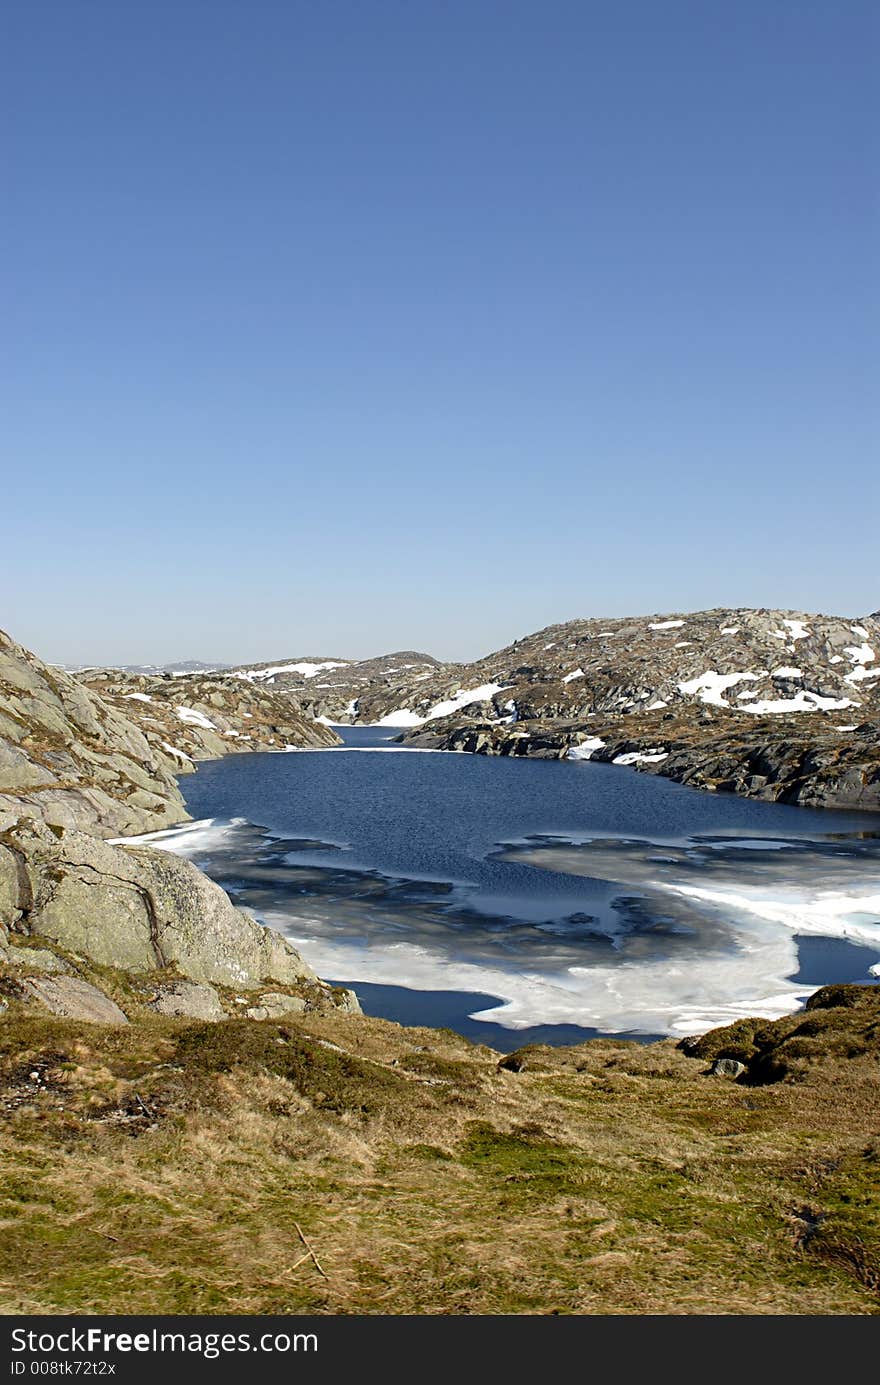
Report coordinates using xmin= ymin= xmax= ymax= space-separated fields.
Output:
xmin=375 ymin=709 xmax=426 ymax=728
xmin=563 ymin=669 xmax=584 ymax=684
xmin=160 ymin=741 xmax=193 ymax=762
xmin=678 ymin=670 xmax=760 ymax=707
xmin=783 ymin=619 xmax=810 ymax=641
xmin=176 ymin=705 xmax=219 ymax=731
xmin=648 ymin=620 xmax=685 ymax=630
xmin=567 ymin=737 xmax=606 ymax=761
xmin=424 ymin=683 xmax=508 ymax=721
xmin=236 ymin=660 xmax=349 ymax=682
xmin=742 ymin=691 xmax=857 ymax=715
xmin=613 ymin=750 xmax=669 ymax=766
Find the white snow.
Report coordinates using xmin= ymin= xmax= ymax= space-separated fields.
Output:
xmin=648 ymin=620 xmax=685 ymax=630
xmin=424 ymin=683 xmax=508 ymax=722
xmin=236 ymin=661 xmax=349 ymax=682
xmin=844 ymin=642 xmax=874 ymax=665
xmin=851 ymin=625 xmax=869 ymax=639
xmin=124 ymin=692 xmax=153 ymax=703
xmin=843 ymin=643 xmax=878 ymax=685
xmin=742 ymin=691 xmax=857 ymax=715
xmin=678 ymin=670 xmax=760 ymax=706
xmin=566 ymin=737 xmax=606 ymax=760
xmin=674 ymin=641 xmax=692 ymax=648
xmin=771 ymin=667 xmax=803 ymax=679
xmin=562 ymin=669 xmax=584 ymax=684
xmin=612 ymin=750 xmax=669 ymax=766
xmin=771 ymin=631 xmax=787 ymax=641
xmin=782 ymin=619 xmax=810 ymax=641
xmin=375 ymin=709 xmax=425 ymax=727
xmin=720 ymin=626 xmax=740 ymax=635
xmin=646 ymin=699 xmax=668 ymax=710
xmin=829 ymin=655 xmax=843 ymax=664
xmin=175 ymin=705 xmax=219 ymax=731
xmin=160 ymin=741 xmax=193 ymax=762
xmin=367 ymin=684 xmax=515 ymax=728
xmin=676 ymin=668 xmax=858 ymax=713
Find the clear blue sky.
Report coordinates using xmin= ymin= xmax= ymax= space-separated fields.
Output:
xmin=3 ymin=1 xmax=877 ymax=664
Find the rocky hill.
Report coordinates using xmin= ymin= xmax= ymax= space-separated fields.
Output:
xmin=230 ymin=650 xmax=441 ymax=721
xmin=0 ymin=629 xmax=353 ymax=1027
xmin=291 ymin=608 xmax=879 ymax=811
xmin=77 ymin=666 xmax=339 ymax=778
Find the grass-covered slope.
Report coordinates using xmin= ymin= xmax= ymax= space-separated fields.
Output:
xmin=1 ymin=984 xmax=877 ymax=1315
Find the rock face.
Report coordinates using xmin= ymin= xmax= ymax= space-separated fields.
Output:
xmin=404 ymin=707 xmax=880 ymax=811
xmin=21 ymin=976 xmax=129 ymax=1026
xmin=0 ymin=629 xmax=339 ymax=841
xmin=149 ymin=980 xmax=226 ymax=1021
xmin=77 ymin=668 xmax=340 ymax=770
xmin=0 ymin=627 xmax=349 ymax=1013
xmin=0 ymin=628 xmax=185 ymax=838
xmin=1 ymin=819 xmax=318 ymax=989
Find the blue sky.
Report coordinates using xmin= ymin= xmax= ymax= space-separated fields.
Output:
xmin=3 ymin=1 xmax=877 ymax=664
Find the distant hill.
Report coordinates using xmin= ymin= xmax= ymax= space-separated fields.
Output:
xmin=62 ymin=659 xmax=231 ymax=676
xmin=229 ymin=650 xmax=442 ymax=720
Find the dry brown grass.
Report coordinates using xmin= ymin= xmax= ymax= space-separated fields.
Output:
xmin=0 ymin=994 xmax=878 ymax=1315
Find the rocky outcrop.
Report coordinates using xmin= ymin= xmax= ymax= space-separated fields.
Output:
xmin=0 ymin=629 xmax=337 ymax=840
xmin=403 ymin=707 xmax=880 ymax=810
xmin=679 ymin=983 xmax=880 ymax=1083
xmin=148 ymin=980 xmax=226 ymax=1021
xmin=1 ymin=818 xmax=318 ymax=989
xmin=0 ymin=628 xmax=353 ymax=1019
xmin=20 ymin=975 xmax=129 ymax=1025
xmin=0 ymin=629 xmax=185 ymax=837
xmin=77 ymin=668 xmax=339 ymax=769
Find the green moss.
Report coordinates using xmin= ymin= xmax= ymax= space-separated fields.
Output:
xmin=806 ymin=1146 xmax=880 ymax=1291
xmin=400 ymin=1053 xmax=480 ymax=1083
xmin=459 ymin=1122 xmax=591 ymax=1202
xmin=174 ymin=1020 xmax=410 ymax=1115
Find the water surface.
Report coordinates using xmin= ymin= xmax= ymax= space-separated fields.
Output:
xmin=147 ymin=725 xmax=880 ymax=1041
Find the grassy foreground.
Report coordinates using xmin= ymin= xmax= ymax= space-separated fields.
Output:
xmin=0 ymin=985 xmax=878 ymax=1315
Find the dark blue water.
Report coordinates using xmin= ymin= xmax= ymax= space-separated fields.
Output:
xmin=166 ymin=726 xmax=880 ymax=1043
